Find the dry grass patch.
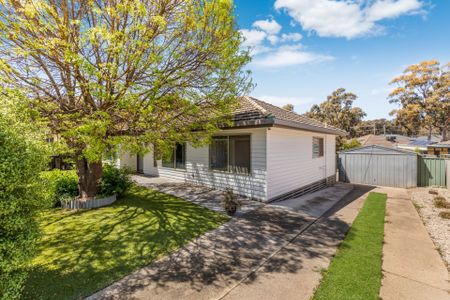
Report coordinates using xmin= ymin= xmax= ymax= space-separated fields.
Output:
xmin=438 ymin=211 xmax=450 ymax=220
xmin=433 ymin=196 xmax=450 ymax=209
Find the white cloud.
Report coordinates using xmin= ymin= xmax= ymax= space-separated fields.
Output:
xmin=274 ymin=0 xmax=425 ymax=39
xmin=367 ymin=0 xmax=424 ymax=21
xmin=281 ymin=32 xmax=303 ymax=42
xmin=252 ymin=45 xmax=333 ymax=68
xmin=253 ymin=19 xmax=282 ymax=35
xmin=240 ymin=29 xmax=267 ymax=48
xmin=267 ymin=35 xmax=279 ymax=45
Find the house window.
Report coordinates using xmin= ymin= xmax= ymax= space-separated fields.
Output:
xmin=313 ymin=137 xmax=324 ymax=158
xmin=210 ymin=135 xmax=251 ymax=174
xmin=162 ymin=143 xmax=186 ymax=169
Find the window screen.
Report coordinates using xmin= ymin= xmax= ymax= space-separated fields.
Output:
xmin=162 ymin=143 xmax=186 ymax=169
xmin=210 ymin=135 xmax=250 ymax=174
xmin=313 ymin=137 xmax=324 ymax=158
xmin=229 ymin=136 xmax=250 ymax=174
xmin=210 ymin=137 xmax=228 ymax=171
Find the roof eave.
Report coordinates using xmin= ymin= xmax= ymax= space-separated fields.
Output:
xmin=220 ymin=118 xmax=275 ymax=129
xmin=273 ymin=119 xmax=347 ymax=136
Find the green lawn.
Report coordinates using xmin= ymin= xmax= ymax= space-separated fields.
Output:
xmin=22 ymin=185 xmax=229 ymax=300
xmin=313 ymin=192 xmax=387 ymax=300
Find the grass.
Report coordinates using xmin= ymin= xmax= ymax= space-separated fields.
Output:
xmin=22 ymin=185 xmax=229 ymax=300
xmin=313 ymin=192 xmax=387 ymax=300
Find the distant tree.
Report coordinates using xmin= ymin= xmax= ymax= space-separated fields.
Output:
xmin=282 ymin=103 xmax=294 ymax=112
xmin=354 ymin=118 xmax=406 ymax=137
xmin=389 ymin=60 xmax=450 ymax=141
xmin=0 ymin=0 xmax=251 ymax=199
xmin=341 ymin=138 xmax=361 ymax=150
xmin=305 ymin=88 xmax=366 ymax=137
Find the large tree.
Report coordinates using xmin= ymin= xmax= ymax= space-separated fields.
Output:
xmin=0 ymin=0 xmax=251 ymax=199
xmin=389 ymin=60 xmax=450 ymax=141
xmin=305 ymin=88 xmax=366 ymax=137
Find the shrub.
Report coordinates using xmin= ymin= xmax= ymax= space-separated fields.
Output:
xmin=438 ymin=211 xmax=450 ymax=219
xmin=429 ymin=189 xmax=438 ymax=195
xmin=99 ymin=164 xmax=132 ymax=197
xmin=40 ymin=170 xmax=79 ymax=207
xmin=222 ymin=188 xmax=242 ymax=216
xmin=433 ymin=196 xmax=450 ymax=209
xmin=0 ymin=89 xmax=50 ymax=299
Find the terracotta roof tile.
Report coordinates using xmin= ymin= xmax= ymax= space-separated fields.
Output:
xmin=232 ymin=96 xmax=346 ymax=136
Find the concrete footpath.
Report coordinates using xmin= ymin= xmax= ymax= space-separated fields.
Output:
xmin=88 ymin=184 xmax=370 ymax=300
xmin=377 ymin=187 xmax=450 ymax=300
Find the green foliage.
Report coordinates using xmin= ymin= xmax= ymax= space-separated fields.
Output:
xmin=22 ymin=186 xmax=228 ymax=300
xmin=99 ymin=164 xmax=133 ymax=197
xmin=389 ymin=60 xmax=450 ymax=139
xmin=313 ymin=192 xmax=387 ymax=300
xmin=305 ymin=88 xmax=366 ymax=137
xmin=0 ymin=0 xmax=252 ymax=169
xmin=0 ymin=89 xmax=50 ymax=299
xmin=40 ymin=164 xmax=132 ymax=206
xmin=340 ymin=138 xmax=362 ymax=151
xmin=40 ymin=170 xmax=79 ymax=207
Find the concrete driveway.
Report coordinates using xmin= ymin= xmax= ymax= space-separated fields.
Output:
xmin=88 ymin=183 xmax=371 ymax=300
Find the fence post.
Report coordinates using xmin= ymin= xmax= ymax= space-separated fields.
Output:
xmin=446 ymin=160 xmax=450 ymax=190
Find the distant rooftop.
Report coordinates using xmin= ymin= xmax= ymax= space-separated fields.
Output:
xmin=357 ymin=134 xmax=411 ymax=148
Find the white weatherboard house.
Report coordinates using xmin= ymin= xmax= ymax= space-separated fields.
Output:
xmin=119 ymin=96 xmax=346 ymax=202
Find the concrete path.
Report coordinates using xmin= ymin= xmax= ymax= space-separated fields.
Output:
xmin=87 ymin=183 xmax=365 ymax=300
xmin=132 ymin=175 xmax=264 ymax=216
xmin=377 ymin=187 xmax=450 ymax=300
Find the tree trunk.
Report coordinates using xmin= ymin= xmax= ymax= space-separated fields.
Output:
xmin=76 ymin=157 xmax=102 ymax=200
xmin=442 ymin=118 xmax=449 ymax=141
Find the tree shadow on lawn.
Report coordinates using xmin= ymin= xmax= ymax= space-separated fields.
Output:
xmin=86 ymin=186 xmax=373 ymax=299
xmin=22 ymin=186 xmax=228 ymax=300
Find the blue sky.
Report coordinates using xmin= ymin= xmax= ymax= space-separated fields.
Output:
xmin=233 ymin=0 xmax=450 ymax=119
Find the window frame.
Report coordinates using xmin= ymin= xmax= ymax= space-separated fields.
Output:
xmin=209 ymin=134 xmax=252 ymax=175
xmin=161 ymin=143 xmax=186 ymax=169
xmin=312 ymin=137 xmax=324 ymax=158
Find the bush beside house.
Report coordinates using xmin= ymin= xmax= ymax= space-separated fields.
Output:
xmin=0 ymin=90 xmax=50 ymax=300
xmin=40 ymin=164 xmax=132 ymax=207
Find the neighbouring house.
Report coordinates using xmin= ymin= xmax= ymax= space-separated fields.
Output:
xmin=357 ymin=134 xmax=411 ymax=148
xmin=427 ymin=140 xmax=450 ymax=157
xmin=397 ymin=135 xmax=440 ymax=153
xmin=119 ymin=96 xmax=346 ymax=202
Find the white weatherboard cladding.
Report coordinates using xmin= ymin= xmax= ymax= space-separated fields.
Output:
xmin=119 ymin=153 xmax=137 ymax=170
xmin=139 ymin=128 xmax=268 ymax=200
xmin=266 ymin=127 xmax=336 ymax=200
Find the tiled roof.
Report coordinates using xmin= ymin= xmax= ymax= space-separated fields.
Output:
xmin=357 ymin=134 xmax=411 ymax=148
xmin=428 ymin=140 xmax=450 ymax=148
xmin=231 ymin=96 xmax=346 ymax=136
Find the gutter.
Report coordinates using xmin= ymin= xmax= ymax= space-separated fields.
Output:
xmin=273 ymin=118 xmax=347 ymax=136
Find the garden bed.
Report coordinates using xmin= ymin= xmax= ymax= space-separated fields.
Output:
xmin=62 ymin=194 xmax=117 ymax=209
xmin=410 ymin=187 xmax=450 ymax=270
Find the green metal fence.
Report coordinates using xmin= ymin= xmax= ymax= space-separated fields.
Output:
xmin=417 ymin=156 xmax=447 ymax=187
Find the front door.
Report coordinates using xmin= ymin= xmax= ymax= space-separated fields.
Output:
xmin=137 ymin=154 xmax=144 ymax=173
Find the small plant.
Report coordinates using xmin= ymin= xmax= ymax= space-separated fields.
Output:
xmin=222 ymin=188 xmax=242 ymax=216
xmin=438 ymin=211 xmax=450 ymax=219
xmin=433 ymin=196 xmax=450 ymax=209
xmin=40 ymin=170 xmax=79 ymax=207
xmin=429 ymin=189 xmax=438 ymax=195
xmin=99 ymin=164 xmax=133 ymax=197
xmin=413 ymin=202 xmax=423 ymax=211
